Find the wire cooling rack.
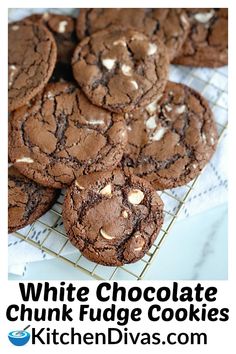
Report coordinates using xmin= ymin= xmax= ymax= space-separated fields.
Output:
xmin=11 ymin=63 xmax=228 ymax=280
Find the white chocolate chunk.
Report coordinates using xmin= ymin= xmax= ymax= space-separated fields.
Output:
xmin=58 ymin=20 xmax=68 ymax=33
xmin=192 ymin=163 xmax=197 ymax=169
xmin=147 ymin=43 xmax=158 ymax=56
xmin=210 ymin=137 xmax=215 ymax=145
xmin=134 ymin=246 xmax=143 ymax=251
xmin=146 ymin=101 xmax=157 ymax=114
xmin=46 ymin=91 xmax=54 ymax=100
xmin=150 ymin=127 xmax=167 ymax=141
xmin=9 ymin=65 xmax=17 ymax=87
xmin=87 ymin=119 xmax=104 ymax=125
xmin=122 ymin=210 xmax=129 ymax=218
xmin=176 ymin=105 xmax=186 ymax=114
xmin=194 ymin=10 xmax=215 ymax=23
xmin=146 ymin=116 xmax=157 ymax=129
xmin=130 ymin=80 xmax=138 ymax=90
xmin=134 ymin=234 xmax=145 ymax=251
xmin=10 ymin=65 xmax=17 ymax=71
xmin=99 ymin=184 xmax=112 ymax=196
xmin=121 ymin=64 xmax=132 ymax=76
xmin=16 ymin=157 xmax=34 ymax=163
xmin=128 ymin=189 xmax=144 ymax=205
xmin=100 ymin=228 xmax=114 ymax=240
xmin=75 ymin=180 xmax=85 ymax=190
xmin=102 ymin=58 xmax=116 ymax=70
xmin=113 ymin=39 xmax=127 ymax=47
xmin=202 ymin=133 xmax=207 ymax=143
xmin=131 ymin=33 xmax=146 ymax=41
xmin=11 ymin=25 xmax=19 ymax=31
xmin=164 ymin=104 xmax=172 ymax=112
xmin=180 ymin=14 xmax=189 ymax=26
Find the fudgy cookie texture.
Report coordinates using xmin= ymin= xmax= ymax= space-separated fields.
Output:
xmin=173 ymin=8 xmax=228 ymax=67
xmin=9 ymin=82 xmax=128 ymax=189
xmin=25 ymin=13 xmax=77 ymax=82
xmin=63 ymin=169 xmax=164 ymax=266
xmin=8 ymin=21 xmax=57 ymax=112
xmin=72 ymin=27 xmax=169 ymax=113
xmin=76 ymin=8 xmax=190 ymax=61
xmin=8 ymin=166 xmax=59 ymax=233
xmin=122 ymin=81 xmax=218 ymax=190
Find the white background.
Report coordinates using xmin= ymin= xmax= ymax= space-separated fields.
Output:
xmin=1 ymin=0 xmax=236 ymax=353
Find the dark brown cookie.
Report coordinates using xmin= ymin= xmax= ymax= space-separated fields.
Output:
xmin=8 ymin=21 xmax=57 ymax=112
xmin=72 ymin=27 xmax=169 ymax=113
xmin=173 ymin=8 xmax=228 ymax=67
xmin=9 ymin=82 xmax=128 ymax=189
xmin=76 ymin=8 xmax=190 ymax=61
xmin=25 ymin=13 xmax=77 ymax=81
xmin=8 ymin=166 xmax=59 ymax=233
xmin=62 ymin=169 xmax=164 ymax=266
xmin=121 ymin=81 xmax=218 ymax=190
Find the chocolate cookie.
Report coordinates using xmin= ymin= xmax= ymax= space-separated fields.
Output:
xmin=122 ymin=81 xmax=218 ymax=190
xmin=25 ymin=13 xmax=77 ymax=81
xmin=72 ymin=27 xmax=169 ymax=113
xmin=9 ymin=82 xmax=128 ymax=189
xmin=62 ymin=169 xmax=164 ymax=266
xmin=173 ymin=8 xmax=228 ymax=67
xmin=76 ymin=8 xmax=190 ymax=61
xmin=8 ymin=21 xmax=57 ymax=112
xmin=8 ymin=166 xmax=59 ymax=233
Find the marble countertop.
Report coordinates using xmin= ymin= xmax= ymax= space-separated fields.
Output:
xmin=9 ymin=203 xmax=227 ymax=281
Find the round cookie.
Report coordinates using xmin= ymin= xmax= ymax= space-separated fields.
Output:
xmin=76 ymin=8 xmax=190 ymax=61
xmin=173 ymin=8 xmax=228 ymax=67
xmin=72 ymin=27 xmax=169 ymax=113
xmin=62 ymin=169 xmax=164 ymax=266
xmin=8 ymin=21 xmax=57 ymax=112
xmin=25 ymin=13 xmax=77 ymax=82
xmin=9 ymin=82 xmax=128 ymax=189
xmin=122 ymin=81 xmax=218 ymax=190
xmin=8 ymin=166 xmax=59 ymax=233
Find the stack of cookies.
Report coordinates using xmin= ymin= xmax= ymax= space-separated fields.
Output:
xmin=8 ymin=8 xmax=228 ymax=266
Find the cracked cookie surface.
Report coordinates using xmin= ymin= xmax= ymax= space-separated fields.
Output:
xmin=8 ymin=166 xmax=59 ymax=233
xmin=25 ymin=13 xmax=77 ymax=82
xmin=121 ymin=81 xmax=218 ymax=190
xmin=76 ymin=8 xmax=190 ymax=61
xmin=72 ymin=27 xmax=169 ymax=113
xmin=8 ymin=20 xmax=57 ymax=111
xmin=9 ymin=82 xmax=128 ymax=188
xmin=62 ymin=169 xmax=164 ymax=266
xmin=173 ymin=8 xmax=228 ymax=67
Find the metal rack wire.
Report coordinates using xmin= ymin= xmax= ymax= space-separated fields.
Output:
xmin=11 ymin=64 xmax=228 ymax=281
